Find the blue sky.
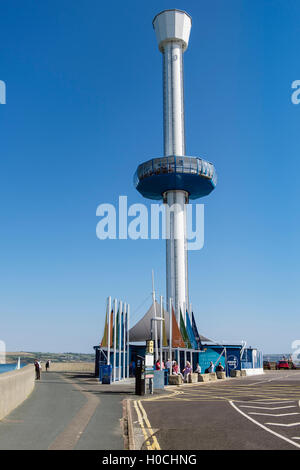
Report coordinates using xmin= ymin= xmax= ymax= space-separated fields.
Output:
xmin=0 ymin=0 xmax=299 ymax=354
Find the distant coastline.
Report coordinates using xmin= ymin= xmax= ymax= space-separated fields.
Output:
xmin=5 ymin=351 xmax=95 ymax=364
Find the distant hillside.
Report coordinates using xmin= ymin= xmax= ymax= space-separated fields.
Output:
xmin=5 ymin=351 xmax=95 ymax=364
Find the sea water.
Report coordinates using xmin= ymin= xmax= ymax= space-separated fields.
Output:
xmin=0 ymin=363 xmax=26 ymax=374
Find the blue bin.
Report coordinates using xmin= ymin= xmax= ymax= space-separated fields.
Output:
xmin=100 ymin=364 xmax=112 ymax=384
xmin=153 ymin=370 xmax=165 ymax=389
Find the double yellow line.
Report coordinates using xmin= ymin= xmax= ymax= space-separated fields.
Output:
xmin=133 ymin=400 xmax=161 ymax=450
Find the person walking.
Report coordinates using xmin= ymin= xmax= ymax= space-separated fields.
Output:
xmin=34 ymin=360 xmax=40 ymax=380
xmin=45 ymin=360 xmax=50 ymax=372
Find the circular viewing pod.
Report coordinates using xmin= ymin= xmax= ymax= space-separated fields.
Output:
xmin=134 ymin=155 xmax=217 ymax=200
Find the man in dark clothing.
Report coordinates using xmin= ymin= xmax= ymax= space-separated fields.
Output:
xmin=34 ymin=360 xmax=40 ymax=380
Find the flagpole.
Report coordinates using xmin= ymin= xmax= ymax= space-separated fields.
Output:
xmin=169 ymin=297 xmax=172 ymax=372
xmin=127 ymin=304 xmax=130 ymax=378
xmin=107 ymin=296 xmax=111 ymax=365
xmin=118 ymin=300 xmax=122 ymax=381
xmin=113 ymin=298 xmax=117 ymax=381
xmin=123 ymin=302 xmax=126 ymax=379
xmin=152 ymin=270 xmax=158 ymax=362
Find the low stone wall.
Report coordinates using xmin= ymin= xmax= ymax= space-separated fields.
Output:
xmin=244 ymin=368 xmax=264 ymax=376
xmin=208 ymin=372 xmax=217 ymax=381
xmin=198 ymin=374 xmax=210 ymax=382
xmin=45 ymin=362 xmax=94 ymax=372
xmin=216 ymin=371 xmax=226 ymax=379
xmin=168 ymin=375 xmax=182 ymax=385
xmin=0 ymin=365 xmax=35 ymax=420
xmin=187 ymin=373 xmax=198 ymax=383
xmin=230 ymin=370 xmax=241 ymax=377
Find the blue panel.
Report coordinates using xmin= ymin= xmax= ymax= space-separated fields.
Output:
xmin=153 ymin=370 xmax=165 ymax=389
xmin=136 ymin=172 xmax=216 ymax=200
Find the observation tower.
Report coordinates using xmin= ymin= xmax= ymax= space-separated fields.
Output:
xmin=134 ymin=9 xmax=217 ymax=317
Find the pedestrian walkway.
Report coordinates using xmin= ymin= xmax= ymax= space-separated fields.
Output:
xmin=0 ymin=371 xmax=134 ymax=450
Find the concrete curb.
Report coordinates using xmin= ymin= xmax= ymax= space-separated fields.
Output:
xmin=124 ymin=399 xmax=135 ymax=451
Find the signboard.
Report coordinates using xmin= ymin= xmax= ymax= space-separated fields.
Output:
xmin=146 ymin=340 xmax=154 ymax=355
xmin=226 ymin=349 xmax=241 ymax=373
xmin=145 ymin=354 xmax=154 ymax=367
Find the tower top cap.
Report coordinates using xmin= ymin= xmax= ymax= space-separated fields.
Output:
xmin=152 ymin=9 xmax=192 ymax=52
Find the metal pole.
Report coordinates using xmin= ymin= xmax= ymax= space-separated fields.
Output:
xmin=113 ymin=298 xmax=117 ymax=381
xmin=107 ymin=296 xmax=111 ymax=365
xmin=127 ymin=304 xmax=130 ymax=378
xmin=169 ymin=297 xmax=172 ymax=373
xmin=161 ymin=35 xmax=189 ymax=314
xmin=152 ymin=270 xmax=159 ymax=362
xmin=123 ymin=302 xmax=126 ymax=379
xmin=160 ymin=296 xmax=163 ymax=368
xmin=118 ymin=300 xmax=122 ymax=381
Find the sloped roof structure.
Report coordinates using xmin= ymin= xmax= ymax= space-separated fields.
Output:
xmin=129 ymin=301 xmax=211 ymax=344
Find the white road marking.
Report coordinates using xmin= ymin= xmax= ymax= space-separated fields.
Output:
xmin=249 ymin=412 xmax=300 ymax=417
xmin=240 ymin=405 xmax=296 ymax=410
xmin=292 ymin=437 xmax=300 ymax=440
xmin=265 ymin=422 xmax=300 ymax=427
xmin=250 ymin=400 xmax=296 ymax=404
xmin=233 ymin=400 xmax=295 ymax=405
xmin=229 ymin=401 xmax=300 ymax=449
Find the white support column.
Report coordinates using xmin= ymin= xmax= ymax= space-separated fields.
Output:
xmin=165 ymin=190 xmax=188 ymax=317
xmin=152 ymin=271 xmax=159 ymax=362
xmin=107 ymin=296 xmax=111 ymax=365
xmin=127 ymin=304 xmax=130 ymax=378
xmin=113 ymin=298 xmax=117 ymax=381
xmin=123 ymin=303 xmax=126 ymax=379
xmin=169 ymin=297 xmax=172 ymax=371
xmin=118 ymin=300 xmax=122 ymax=381
xmin=160 ymin=296 xmax=163 ymax=368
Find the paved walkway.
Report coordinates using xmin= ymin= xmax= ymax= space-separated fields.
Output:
xmin=0 ymin=372 xmax=135 ymax=450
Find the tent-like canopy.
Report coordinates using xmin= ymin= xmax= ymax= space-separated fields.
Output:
xmin=129 ymin=301 xmax=211 ymax=344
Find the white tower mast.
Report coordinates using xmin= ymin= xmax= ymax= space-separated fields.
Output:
xmin=153 ymin=10 xmax=192 ymax=318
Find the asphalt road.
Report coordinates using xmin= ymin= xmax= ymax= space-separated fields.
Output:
xmin=130 ymin=371 xmax=300 ymax=450
xmin=0 ymin=371 xmax=134 ymax=450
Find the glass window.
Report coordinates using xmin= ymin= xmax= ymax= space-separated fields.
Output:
xmin=176 ymin=157 xmax=184 ymax=173
xmin=183 ymin=157 xmax=192 ymax=173
xmin=190 ymin=158 xmax=198 ymax=174
xmin=168 ymin=156 xmax=175 ymax=173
